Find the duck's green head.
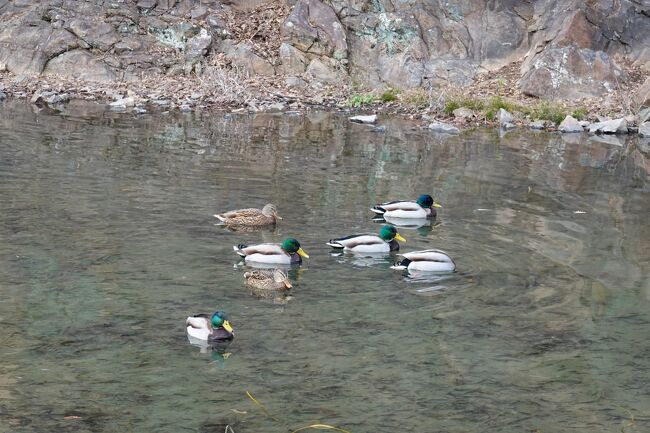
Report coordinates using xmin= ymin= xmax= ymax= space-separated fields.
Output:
xmin=417 ymin=194 xmax=441 ymax=209
xmin=281 ymin=238 xmax=309 ymax=258
xmin=211 ymin=311 xmax=233 ymax=333
xmin=379 ymin=225 xmax=406 ymax=242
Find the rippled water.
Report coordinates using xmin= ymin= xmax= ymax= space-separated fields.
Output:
xmin=1 ymin=101 xmax=649 ymax=433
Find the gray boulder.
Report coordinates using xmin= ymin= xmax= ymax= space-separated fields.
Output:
xmin=588 ymin=118 xmax=628 ymax=134
xmin=520 ymin=46 xmax=626 ymax=100
xmin=453 ymin=107 xmax=474 ymax=119
xmin=638 ymin=122 xmax=650 ymax=138
xmin=558 ymin=115 xmax=583 ymax=133
xmin=498 ymin=108 xmax=514 ymax=126
xmin=529 ymin=120 xmax=546 ymax=130
xmin=43 ymin=50 xmax=117 ymax=81
xmin=349 ymin=114 xmax=377 ymax=124
xmin=428 ymin=122 xmax=460 ymax=134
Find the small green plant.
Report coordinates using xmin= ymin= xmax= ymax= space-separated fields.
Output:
xmin=487 ymin=95 xmax=526 ymax=114
xmin=345 ymin=93 xmax=376 ymax=108
xmin=380 ymin=88 xmax=399 ymax=103
xmin=529 ymin=103 xmax=566 ymax=124
xmin=571 ymin=107 xmax=587 ymax=120
xmin=443 ymin=100 xmax=461 ymax=116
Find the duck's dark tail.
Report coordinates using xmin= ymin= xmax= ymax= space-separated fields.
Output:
xmin=390 ymin=258 xmax=411 ymax=270
xmin=233 ymin=245 xmax=248 ymax=257
xmin=370 ymin=205 xmax=386 ymax=215
xmin=326 ymin=240 xmax=344 ymax=249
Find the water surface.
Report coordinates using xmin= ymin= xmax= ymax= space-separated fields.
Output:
xmin=1 ymin=101 xmax=649 ymax=433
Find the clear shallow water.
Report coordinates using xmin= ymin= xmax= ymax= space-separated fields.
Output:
xmin=0 ymin=101 xmax=649 ymax=433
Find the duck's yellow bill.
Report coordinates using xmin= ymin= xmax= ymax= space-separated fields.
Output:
xmin=433 ymin=202 xmax=442 ymax=208
xmin=297 ymin=247 xmax=309 ymax=258
xmin=222 ymin=320 xmax=234 ymax=333
xmin=395 ymin=233 xmax=407 ymax=242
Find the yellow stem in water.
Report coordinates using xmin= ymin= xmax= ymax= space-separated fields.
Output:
xmin=291 ymin=424 xmax=351 ymax=433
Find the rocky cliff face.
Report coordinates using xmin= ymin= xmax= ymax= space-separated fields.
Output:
xmin=0 ymin=0 xmax=648 ymax=101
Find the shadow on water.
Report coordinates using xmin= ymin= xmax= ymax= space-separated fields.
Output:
xmin=1 ymin=101 xmax=649 ymax=432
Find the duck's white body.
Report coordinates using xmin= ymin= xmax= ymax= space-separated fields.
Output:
xmin=233 ymin=243 xmax=299 ymax=264
xmin=326 ymin=234 xmax=397 ymax=253
xmin=391 ymin=249 xmax=456 ymax=272
xmin=371 ymin=200 xmax=432 ymax=219
xmin=186 ymin=316 xmax=211 ymax=341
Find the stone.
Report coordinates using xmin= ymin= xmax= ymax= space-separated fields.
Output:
xmin=43 ymin=50 xmax=117 ymax=82
xmin=349 ymin=114 xmax=377 ymax=124
xmin=502 ymin=122 xmax=516 ymax=130
xmin=0 ymin=91 xmax=6 ymax=101
xmin=529 ymin=120 xmax=546 ymax=130
xmin=221 ymin=41 xmax=275 ymax=76
xmin=279 ymin=43 xmax=308 ymax=75
xmin=110 ymin=96 xmax=136 ymax=108
xmin=67 ymin=19 xmax=120 ymax=52
xmin=185 ymin=28 xmax=212 ymax=60
xmin=263 ymin=102 xmax=286 ymax=112
xmin=306 ymin=58 xmax=340 ymax=83
xmin=281 ymin=0 xmax=347 ymax=60
xmin=637 ymin=122 xmax=650 ymax=137
xmin=452 ymin=107 xmax=473 ymax=119
xmin=179 ymin=104 xmax=192 ymax=112
xmin=191 ymin=6 xmax=208 ymax=20
xmin=635 ymin=77 xmax=650 ymax=109
xmin=428 ymin=122 xmax=460 ymax=134
xmin=558 ymin=115 xmax=583 ymax=133
xmin=639 ymin=107 xmax=650 ymax=124
xmin=588 ymin=118 xmax=628 ymax=134
xmin=285 ymin=76 xmax=308 ymax=89
xmin=498 ymin=108 xmax=514 ymax=126
xmin=520 ymin=46 xmax=626 ymax=100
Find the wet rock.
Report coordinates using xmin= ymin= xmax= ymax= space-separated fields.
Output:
xmin=529 ymin=120 xmax=546 ymax=130
xmin=498 ymin=108 xmax=514 ymax=126
xmin=638 ymin=122 xmax=650 ymax=138
xmin=0 ymin=91 xmax=6 ymax=101
xmin=349 ymin=114 xmax=377 ymax=124
xmin=520 ymin=46 xmax=626 ymax=100
xmin=179 ymin=104 xmax=192 ymax=112
xmin=558 ymin=115 xmax=583 ymax=133
xmin=206 ymin=15 xmax=230 ymax=37
xmin=452 ymin=107 xmax=473 ymax=119
xmin=133 ymin=106 xmax=147 ymax=114
xmin=263 ymin=102 xmax=286 ymax=112
xmin=43 ymin=50 xmax=117 ymax=82
xmin=110 ymin=96 xmax=136 ymax=109
xmin=30 ymin=91 xmax=69 ymax=106
xmin=588 ymin=118 xmax=628 ymax=134
xmin=428 ymin=122 xmax=460 ymax=134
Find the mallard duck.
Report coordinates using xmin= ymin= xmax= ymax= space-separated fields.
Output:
xmin=214 ymin=204 xmax=281 ymax=227
xmin=244 ymin=269 xmax=292 ymax=291
xmin=233 ymin=238 xmax=309 ymax=264
xmin=326 ymin=225 xmax=406 ymax=252
xmin=370 ymin=194 xmax=441 ymax=219
xmin=390 ymin=249 xmax=456 ymax=272
xmin=186 ymin=311 xmax=234 ymax=343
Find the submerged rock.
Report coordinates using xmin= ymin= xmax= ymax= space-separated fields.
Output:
xmin=588 ymin=118 xmax=628 ymax=134
xmin=428 ymin=122 xmax=460 ymax=134
xmin=349 ymin=114 xmax=377 ymax=124
xmin=558 ymin=115 xmax=583 ymax=133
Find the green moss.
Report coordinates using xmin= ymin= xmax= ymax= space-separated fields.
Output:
xmin=571 ymin=108 xmax=587 ymax=121
xmin=443 ymin=101 xmax=460 ymax=116
xmin=528 ymin=102 xmax=567 ymax=124
xmin=345 ymin=93 xmax=376 ymax=108
xmin=380 ymin=88 xmax=399 ymax=103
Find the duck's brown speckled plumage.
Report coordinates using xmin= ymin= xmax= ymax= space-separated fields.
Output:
xmin=214 ymin=204 xmax=281 ymax=227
